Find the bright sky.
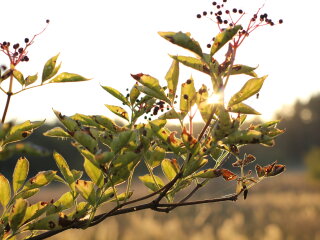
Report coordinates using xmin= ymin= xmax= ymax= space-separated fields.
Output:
xmin=0 ymin=0 xmax=319 ymax=123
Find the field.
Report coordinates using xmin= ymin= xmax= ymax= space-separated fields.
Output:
xmin=41 ymin=171 xmax=320 ymax=240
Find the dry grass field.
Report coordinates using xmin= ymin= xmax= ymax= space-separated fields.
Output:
xmin=38 ymin=171 xmax=320 ymax=240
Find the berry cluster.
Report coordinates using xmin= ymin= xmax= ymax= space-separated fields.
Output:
xmin=196 ymin=0 xmax=283 ymax=48
xmin=0 ymin=19 xmax=50 ymax=66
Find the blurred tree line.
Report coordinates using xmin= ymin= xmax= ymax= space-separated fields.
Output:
xmin=1 ymin=93 xmax=319 ymax=178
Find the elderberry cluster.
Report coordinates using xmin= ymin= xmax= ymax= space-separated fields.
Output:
xmin=196 ymin=0 xmax=283 ymax=48
xmin=0 ymin=39 xmax=30 ymax=62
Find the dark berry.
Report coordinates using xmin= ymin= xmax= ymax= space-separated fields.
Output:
xmin=46 ymin=19 xmax=50 ymax=23
xmin=225 ymin=10 xmax=230 ymax=14
xmin=13 ymin=43 xmax=19 ymax=49
xmin=207 ymin=44 xmax=211 ymax=48
xmin=186 ymin=79 xmax=192 ymax=84
xmin=212 ymin=1 xmax=217 ymax=5
xmin=183 ymin=95 xmax=188 ymax=100
xmin=217 ymin=11 xmax=222 ymax=15
xmin=217 ymin=5 xmax=221 ymax=9
xmin=24 ymin=38 xmax=29 ymax=43
xmin=233 ymin=8 xmax=237 ymax=13
xmin=197 ymin=14 xmax=201 ymax=18
xmin=223 ymin=0 xmax=227 ymax=2
xmin=279 ymin=19 xmax=283 ymax=24
xmin=18 ymin=48 xmax=24 ymax=54
xmin=224 ymin=20 xmax=228 ymax=24
xmin=203 ymin=11 xmax=207 ymax=16
xmin=239 ymin=9 xmax=243 ymax=14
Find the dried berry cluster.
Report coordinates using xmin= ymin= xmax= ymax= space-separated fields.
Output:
xmin=196 ymin=0 xmax=283 ymax=48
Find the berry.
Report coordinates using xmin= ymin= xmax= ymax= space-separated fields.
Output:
xmin=197 ymin=14 xmax=201 ymax=18
xmin=18 ymin=48 xmax=24 ymax=54
xmin=233 ymin=8 xmax=237 ymax=13
xmin=279 ymin=19 xmax=283 ymax=24
xmin=183 ymin=95 xmax=189 ymax=100
xmin=207 ymin=44 xmax=211 ymax=48
xmin=46 ymin=19 xmax=50 ymax=23
xmin=239 ymin=9 xmax=243 ymax=14
xmin=13 ymin=43 xmax=20 ymax=49
xmin=225 ymin=10 xmax=230 ymax=14
xmin=24 ymin=38 xmax=29 ymax=43
xmin=186 ymin=79 xmax=192 ymax=84
xmin=212 ymin=1 xmax=217 ymax=6
xmin=203 ymin=11 xmax=207 ymax=16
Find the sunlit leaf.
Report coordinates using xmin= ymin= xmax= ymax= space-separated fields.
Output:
xmin=210 ymin=25 xmax=242 ymax=56
xmin=110 ymin=130 xmax=133 ymax=153
xmin=75 ymin=180 xmax=96 ymax=205
xmin=13 ymin=69 xmax=25 ymax=85
xmin=129 ymin=83 xmax=140 ymax=105
xmin=53 ymin=152 xmax=74 ymax=185
xmin=229 ymin=64 xmax=257 ymax=77
xmin=73 ymin=130 xmax=98 ymax=154
xmin=194 ymin=168 xmax=222 ymax=178
xmin=131 ymin=73 xmax=169 ymax=103
xmin=15 ymin=188 xmax=39 ymax=200
xmin=165 ymin=59 xmax=179 ymax=101
xmin=105 ymin=104 xmax=129 ymax=121
xmin=101 ymin=85 xmax=130 ymax=105
xmin=42 ymin=53 xmax=60 ymax=82
xmin=12 ymin=157 xmax=29 ymax=193
xmin=180 ymin=77 xmax=196 ymax=113
xmin=0 ymin=173 xmax=11 ymax=207
xmin=84 ymin=158 xmax=104 ymax=188
xmin=27 ymin=212 xmax=72 ymax=230
xmin=228 ymin=102 xmax=261 ymax=115
xmin=46 ymin=191 xmax=75 ymax=215
xmin=23 ymin=170 xmax=57 ymax=190
xmin=25 ymin=73 xmax=38 ymax=86
xmin=43 ymin=127 xmax=70 ymax=138
xmin=170 ymin=55 xmax=210 ymax=75
xmin=50 ymin=72 xmax=90 ymax=83
xmin=158 ymin=31 xmax=203 ymax=57
xmin=161 ymin=159 xmax=179 ymax=181
xmin=145 ymin=146 xmax=166 ymax=168
xmin=9 ymin=198 xmax=28 ymax=231
xmin=228 ymin=75 xmax=267 ymax=107
xmin=183 ymin=157 xmax=208 ymax=177
xmin=139 ymin=174 xmax=164 ymax=192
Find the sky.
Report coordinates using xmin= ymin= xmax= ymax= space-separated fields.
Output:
xmin=0 ymin=0 xmax=319 ymax=123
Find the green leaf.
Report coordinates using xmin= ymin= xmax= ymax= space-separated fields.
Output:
xmin=129 ymin=83 xmax=140 ymax=105
xmin=228 ymin=102 xmax=261 ymax=115
xmin=23 ymin=170 xmax=57 ymax=190
xmin=42 ymin=53 xmax=60 ymax=82
xmin=194 ymin=168 xmax=222 ymax=178
xmin=25 ymin=73 xmax=38 ymax=86
xmin=23 ymin=201 xmax=49 ymax=223
xmin=84 ymin=158 xmax=104 ymax=188
xmin=170 ymin=55 xmax=209 ymax=75
xmin=13 ymin=69 xmax=25 ymax=85
xmin=73 ymin=130 xmax=98 ymax=153
xmin=9 ymin=198 xmax=28 ymax=232
xmin=4 ymin=120 xmax=45 ymax=145
xmin=43 ymin=127 xmax=71 ymax=139
xmin=0 ymin=173 xmax=11 ymax=207
xmin=210 ymin=25 xmax=242 ymax=56
xmin=15 ymin=188 xmax=39 ymax=200
xmin=145 ymin=146 xmax=166 ymax=168
xmin=46 ymin=191 xmax=75 ymax=215
xmin=139 ymin=174 xmax=164 ymax=192
xmin=12 ymin=157 xmax=29 ymax=193
xmin=53 ymin=109 xmax=81 ymax=132
xmin=161 ymin=159 xmax=179 ymax=181
xmin=93 ymin=115 xmax=120 ymax=132
xmin=180 ymin=77 xmax=196 ymax=113
xmin=183 ymin=157 xmax=208 ymax=177
xmin=165 ymin=59 xmax=179 ymax=101
xmin=228 ymin=75 xmax=267 ymax=107
xmin=158 ymin=31 xmax=203 ymax=57
xmin=110 ymin=191 xmax=133 ymax=202
xmin=158 ymin=109 xmax=186 ymax=120
xmin=97 ymin=188 xmax=115 ymax=205
xmin=27 ymin=213 xmax=71 ymax=231
xmin=131 ymin=74 xmax=169 ymax=103
xmin=75 ymin=180 xmax=96 ymax=205
xmin=53 ymin=152 xmax=74 ymax=185
xmin=101 ymin=85 xmax=130 ymax=105
xmin=49 ymin=72 xmax=90 ymax=83
xmin=229 ymin=64 xmax=257 ymax=77
xmin=110 ymin=130 xmax=133 ymax=153
xmin=105 ymin=104 xmax=129 ymax=121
